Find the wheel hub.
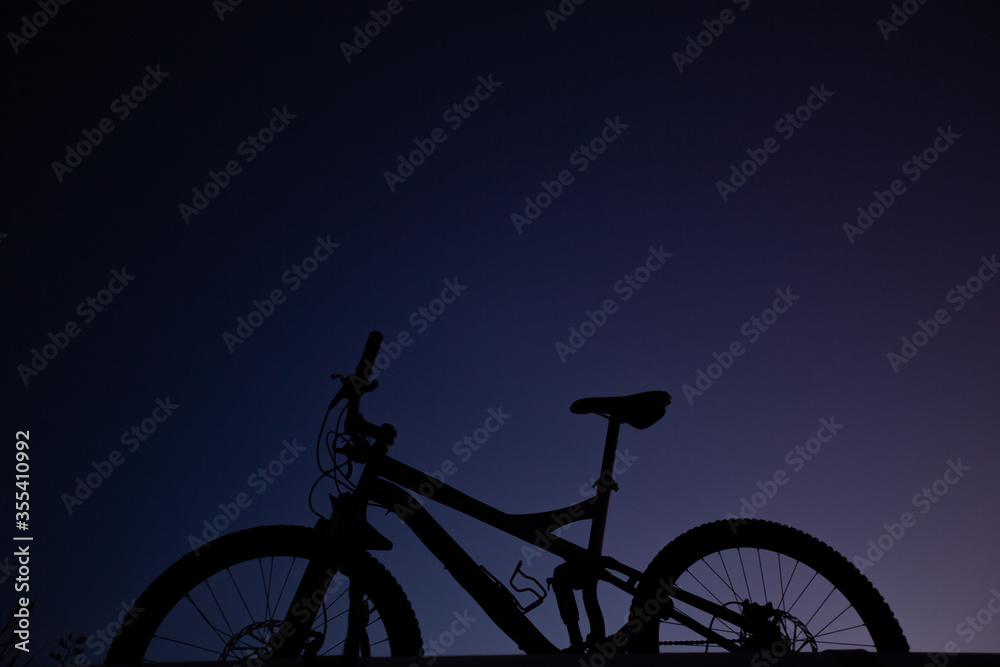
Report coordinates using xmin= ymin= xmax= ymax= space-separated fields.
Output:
xmin=738 ymin=601 xmax=818 ymax=652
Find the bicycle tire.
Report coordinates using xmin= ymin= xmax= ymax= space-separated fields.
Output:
xmin=626 ymin=519 xmax=908 ymax=652
xmin=106 ymin=524 xmax=423 ymax=663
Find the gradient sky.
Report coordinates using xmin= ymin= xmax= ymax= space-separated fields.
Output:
xmin=4 ymin=0 xmax=1000 ymax=660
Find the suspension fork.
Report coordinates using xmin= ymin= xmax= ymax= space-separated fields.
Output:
xmin=270 ymin=496 xmax=360 ymax=660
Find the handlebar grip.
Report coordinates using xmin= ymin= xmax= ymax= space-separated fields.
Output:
xmin=357 ymin=331 xmax=383 ymax=380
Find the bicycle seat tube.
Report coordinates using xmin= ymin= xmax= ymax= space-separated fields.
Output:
xmin=587 ymin=418 xmax=622 ymax=555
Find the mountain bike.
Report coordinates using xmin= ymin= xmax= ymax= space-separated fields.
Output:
xmin=106 ymin=331 xmax=908 ymax=663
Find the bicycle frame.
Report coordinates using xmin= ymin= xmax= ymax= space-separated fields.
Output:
xmin=359 ymin=449 xmax=638 ymax=653
xmin=337 ymin=421 xmax=748 ymax=653
xmin=271 ymin=350 xmax=751 ymax=657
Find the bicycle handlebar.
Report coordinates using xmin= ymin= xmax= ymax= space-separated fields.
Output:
xmin=329 ymin=331 xmax=383 ymax=409
xmin=335 ymin=331 xmax=396 ymax=456
xmin=357 ymin=330 xmax=383 ymax=380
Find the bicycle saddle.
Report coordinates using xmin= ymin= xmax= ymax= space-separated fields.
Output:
xmin=570 ymin=390 xmax=671 ymax=430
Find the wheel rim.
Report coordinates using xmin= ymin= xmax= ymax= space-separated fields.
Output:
xmin=658 ymin=546 xmax=882 ymax=651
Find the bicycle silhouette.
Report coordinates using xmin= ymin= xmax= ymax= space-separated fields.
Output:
xmin=107 ymin=331 xmax=908 ymax=662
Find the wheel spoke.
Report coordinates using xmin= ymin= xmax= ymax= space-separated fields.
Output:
xmin=685 ymin=566 xmax=730 ymax=607
xmin=785 ymin=569 xmax=819 ymax=616
xmin=757 ymin=549 xmax=767 ymax=604
xmin=149 ymin=630 xmax=228 ymax=655
xmin=258 ymin=557 xmax=273 ymax=619
xmin=225 ymin=565 xmax=258 ymax=627
xmin=736 ymin=549 xmax=752 ymax=604
xmin=688 ymin=552 xmax=740 ymax=605
xmin=776 ymin=554 xmax=785 ymax=611
xmin=180 ymin=590 xmax=233 ymax=647
xmin=815 ymin=617 xmax=868 ymax=642
xmin=803 ymin=583 xmax=838 ymax=628
xmin=780 ymin=556 xmax=800 ymax=610
xmin=812 ymin=637 xmax=877 ymax=648
xmin=714 ymin=551 xmax=737 ymax=600
xmin=272 ymin=557 xmax=299 ymax=619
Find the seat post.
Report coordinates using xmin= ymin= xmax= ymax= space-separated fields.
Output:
xmin=587 ymin=417 xmax=621 ymax=554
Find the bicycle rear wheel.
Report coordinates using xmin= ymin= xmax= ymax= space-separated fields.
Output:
xmin=628 ymin=519 xmax=908 ymax=652
xmin=106 ymin=524 xmax=422 ymax=663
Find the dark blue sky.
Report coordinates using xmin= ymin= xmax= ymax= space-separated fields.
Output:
xmin=4 ymin=0 xmax=999 ymax=659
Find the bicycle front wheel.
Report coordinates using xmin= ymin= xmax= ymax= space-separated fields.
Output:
xmin=628 ymin=519 xmax=908 ymax=652
xmin=106 ymin=524 xmax=422 ymax=663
